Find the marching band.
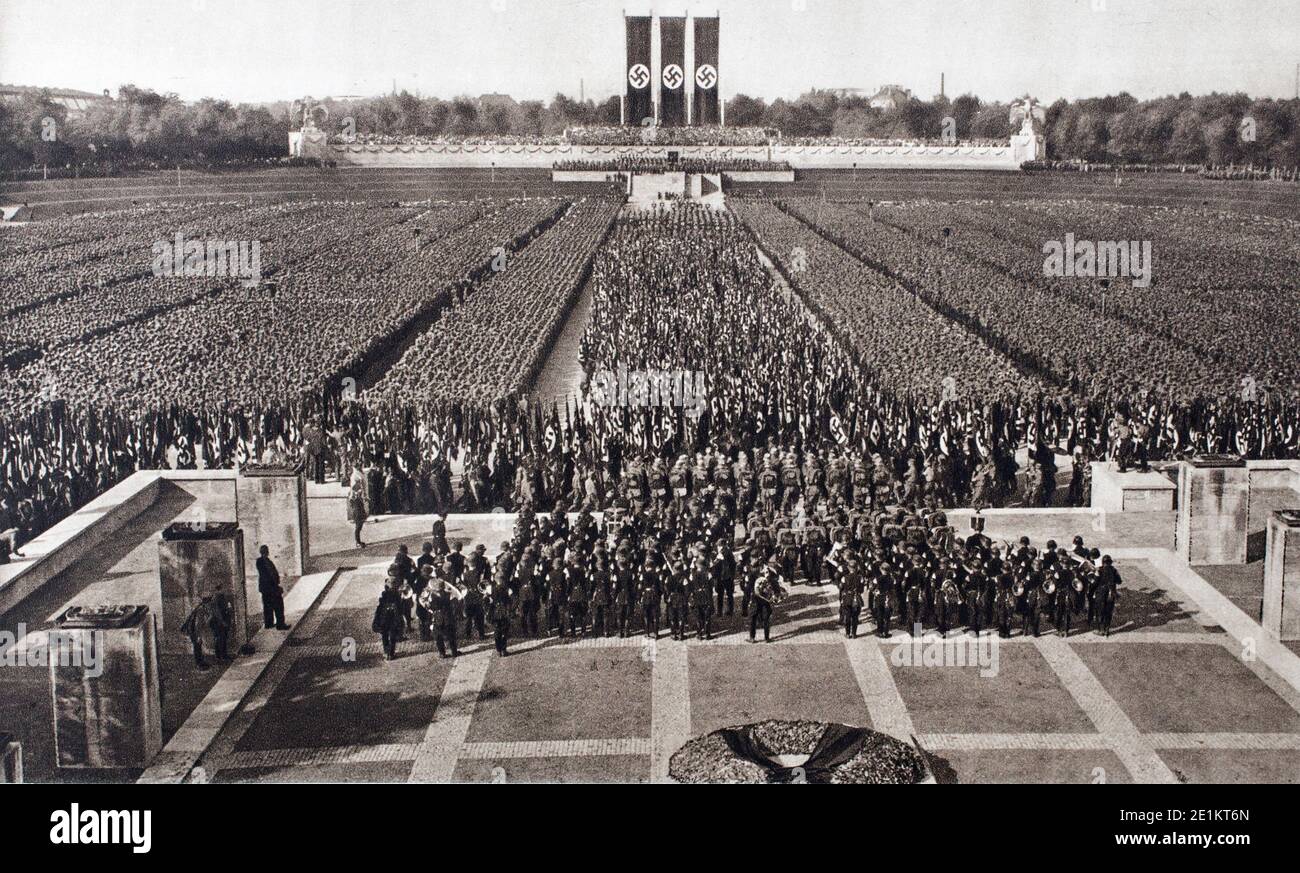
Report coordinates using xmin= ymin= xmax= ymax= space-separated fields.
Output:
xmin=371 ymin=466 xmax=1122 ymax=661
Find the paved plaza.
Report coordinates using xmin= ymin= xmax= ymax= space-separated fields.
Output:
xmin=184 ymin=502 xmax=1300 ymax=783
xmin=6 ymin=481 xmax=1299 ymax=784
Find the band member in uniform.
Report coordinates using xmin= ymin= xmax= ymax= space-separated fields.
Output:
xmin=802 ymin=525 xmax=828 ymax=586
xmin=666 ymin=560 xmax=689 ymax=640
xmin=518 ymin=568 xmax=541 ymax=637
xmin=348 ymin=480 xmax=369 ymax=548
xmin=751 ymin=557 xmax=785 ymax=643
xmin=614 ymin=581 xmax=632 ymax=638
xmin=461 ymin=563 xmax=488 ymax=641
xmin=589 ymin=562 xmax=610 ymax=637
xmin=640 ymin=577 xmax=661 ymax=640
xmin=566 ymin=555 xmax=589 ymax=637
xmin=430 ymin=512 xmax=450 ymax=556
xmin=711 ymin=540 xmax=736 ymax=615
xmin=839 ymin=557 xmax=865 ymax=638
xmin=491 ymin=576 xmax=512 ymax=655
xmin=372 ymin=576 xmax=405 ymax=661
xmin=545 ymin=556 xmax=567 ymax=637
xmin=690 ymin=564 xmax=714 ymax=641
xmin=421 ymin=578 xmax=460 ymax=658
xmin=777 ymin=529 xmax=799 ymax=586
xmin=740 ymin=552 xmax=763 ymax=617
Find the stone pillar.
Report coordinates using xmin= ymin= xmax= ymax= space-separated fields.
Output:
xmin=51 ymin=605 xmax=163 ymax=768
xmin=0 ymin=733 xmax=22 ymax=783
xmin=157 ymin=523 xmax=249 ymax=653
xmin=236 ymin=467 xmax=309 ymax=581
xmin=1263 ymin=510 xmax=1300 ymax=641
xmin=1176 ymin=456 xmax=1250 ymax=565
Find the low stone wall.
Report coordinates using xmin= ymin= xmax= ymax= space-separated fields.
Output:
xmin=0 ymin=470 xmax=239 ymax=618
xmin=1247 ymin=460 xmax=1300 ymax=492
xmin=0 ymin=473 xmax=159 ymax=616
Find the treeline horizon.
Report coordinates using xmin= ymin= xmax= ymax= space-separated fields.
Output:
xmin=2 ymin=84 xmax=1297 ymax=169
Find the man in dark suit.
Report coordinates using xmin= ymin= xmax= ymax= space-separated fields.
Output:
xmin=430 ymin=513 xmax=449 ymax=556
xmin=256 ymin=545 xmax=290 ymax=630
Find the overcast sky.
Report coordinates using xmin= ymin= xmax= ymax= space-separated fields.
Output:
xmin=1 ymin=0 xmax=1296 ymax=104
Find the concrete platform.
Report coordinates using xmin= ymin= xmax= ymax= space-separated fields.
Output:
xmin=1090 ymin=462 xmax=1176 ymax=513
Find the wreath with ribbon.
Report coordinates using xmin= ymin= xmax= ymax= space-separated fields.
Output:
xmin=669 ymin=719 xmax=931 ymax=784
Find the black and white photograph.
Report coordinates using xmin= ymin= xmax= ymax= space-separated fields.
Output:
xmin=0 ymin=0 xmax=1298 ymax=843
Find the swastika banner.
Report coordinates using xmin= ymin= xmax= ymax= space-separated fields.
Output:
xmin=693 ymin=16 xmax=719 ymax=125
xmin=658 ymin=15 xmax=686 ymax=126
xmin=625 ymin=15 xmax=653 ymax=125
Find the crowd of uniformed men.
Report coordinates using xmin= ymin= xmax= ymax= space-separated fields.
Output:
xmin=371 ymin=447 xmax=1123 ymax=660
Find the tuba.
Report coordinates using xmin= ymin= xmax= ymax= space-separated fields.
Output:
xmin=1072 ymin=576 xmax=1086 ymax=593
xmin=1043 ymin=578 xmax=1057 ymax=595
xmin=1012 ymin=580 xmax=1026 ymax=597
xmin=756 ymin=574 xmax=786 ymax=605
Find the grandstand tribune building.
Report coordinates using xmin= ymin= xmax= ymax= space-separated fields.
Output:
xmin=288 ymin=11 xmax=1041 ymax=172
xmin=289 ymin=133 xmax=1041 ymax=171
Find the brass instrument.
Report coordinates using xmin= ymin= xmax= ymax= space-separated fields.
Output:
xmin=755 ymin=574 xmax=787 ymax=605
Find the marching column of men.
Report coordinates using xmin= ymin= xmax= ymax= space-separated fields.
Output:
xmin=372 ymin=450 xmax=1121 ymax=660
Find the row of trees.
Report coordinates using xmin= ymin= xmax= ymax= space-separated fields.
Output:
xmin=332 ymin=91 xmax=621 ymax=139
xmin=0 ymin=85 xmax=288 ymax=171
xmin=2 ymin=83 xmax=1297 ymax=171
xmin=728 ymin=90 xmax=1299 ymax=167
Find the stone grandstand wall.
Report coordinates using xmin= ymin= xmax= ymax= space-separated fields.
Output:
xmin=309 ymin=139 xmax=1034 ymax=171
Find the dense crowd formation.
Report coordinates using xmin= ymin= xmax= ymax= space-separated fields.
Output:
xmin=554 ymin=157 xmax=792 ymax=173
xmin=868 ymin=199 xmax=1300 ymax=398
xmin=330 ymin=128 xmax=775 ymax=148
xmin=338 ymin=133 xmax=569 ymax=146
xmin=365 ymin=198 xmax=619 ymax=406
xmin=565 ymin=126 xmax=770 ymax=146
xmin=3 ymin=186 xmax=1300 ymax=554
xmin=1027 ymin=160 xmax=1300 ymax=180
xmin=0 ymin=197 xmax=585 ymax=540
xmin=784 ymin=136 xmax=1007 ymax=148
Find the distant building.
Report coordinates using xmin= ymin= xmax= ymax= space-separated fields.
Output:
xmin=868 ymin=84 xmax=912 ymax=111
xmin=812 ymin=87 xmax=868 ymax=100
xmin=0 ymin=83 xmax=112 ymax=117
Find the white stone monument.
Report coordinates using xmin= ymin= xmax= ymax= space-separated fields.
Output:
xmin=157 ymin=522 xmax=249 ymax=653
xmin=1263 ymin=510 xmax=1300 ymax=640
xmin=1176 ymin=456 xmax=1250 ymax=565
xmin=52 ymin=605 xmax=163 ymax=768
xmin=236 ymin=466 xmax=310 ymax=581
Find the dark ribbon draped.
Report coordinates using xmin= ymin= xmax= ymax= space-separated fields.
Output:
xmin=716 ymin=723 xmax=880 ymax=784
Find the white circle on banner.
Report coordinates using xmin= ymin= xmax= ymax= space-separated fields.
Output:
xmin=662 ymin=64 xmax=684 ymax=90
xmin=628 ymin=64 xmax=650 ymax=89
xmin=695 ymin=64 xmax=717 ymax=89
